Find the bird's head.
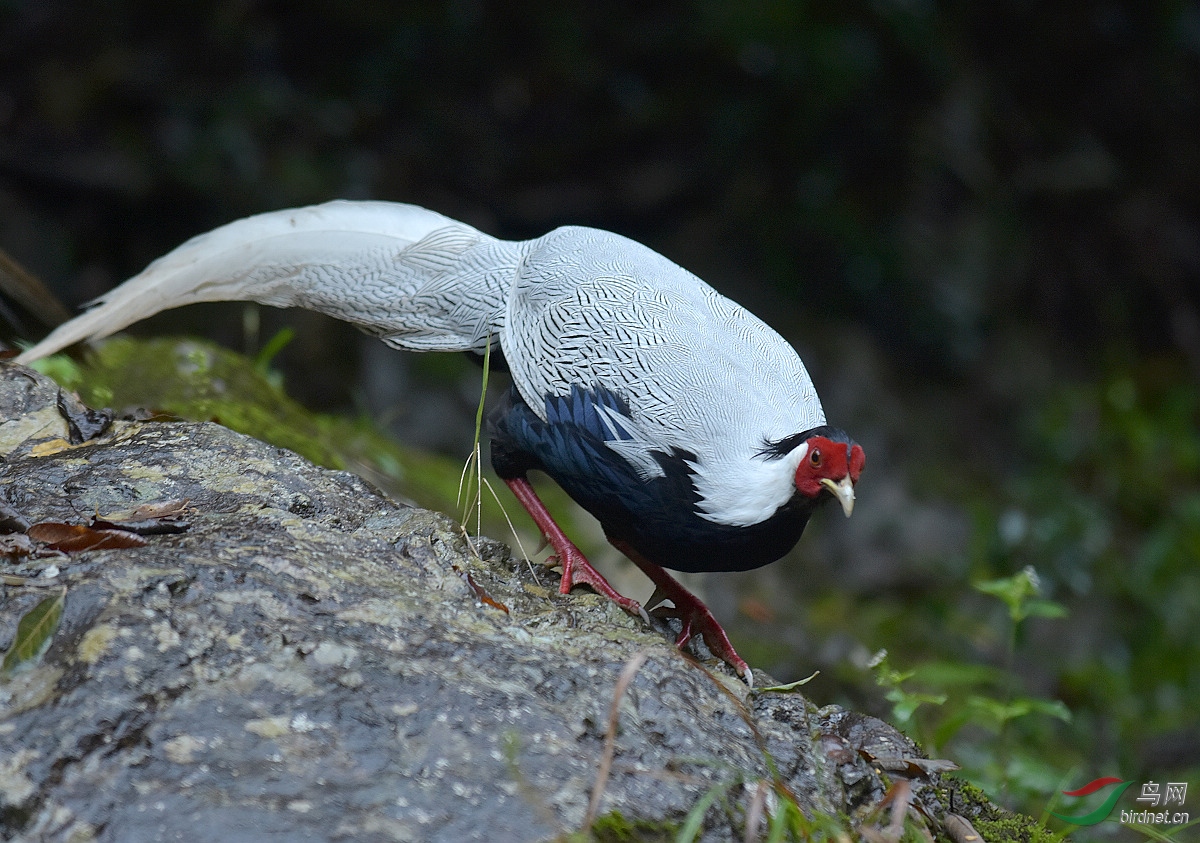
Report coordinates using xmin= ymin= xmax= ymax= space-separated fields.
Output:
xmin=793 ymin=432 xmax=865 ymax=517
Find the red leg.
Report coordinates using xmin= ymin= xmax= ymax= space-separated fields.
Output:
xmin=609 ymin=538 xmax=752 ymax=684
xmin=504 ymin=477 xmax=647 ymax=622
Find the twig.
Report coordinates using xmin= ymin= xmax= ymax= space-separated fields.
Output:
xmin=584 ymin=651 xmax=649 ymax=827
xmin=744 ymin=779 xmax=769 ymax=843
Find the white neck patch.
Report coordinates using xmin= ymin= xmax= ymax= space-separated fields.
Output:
xmin=687 ymin=440 xmax=810 ymax=527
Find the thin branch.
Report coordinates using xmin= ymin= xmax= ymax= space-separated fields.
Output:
xmin=744 ymin=779 xmax=769 ymax=843
xmin=584 ymin=651 xmax=649 ymax=828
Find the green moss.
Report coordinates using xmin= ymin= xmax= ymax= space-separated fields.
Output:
xmin=587 ymin=810 xmax=680 ymax=843
xmin=38 ymin=336 xmax=346 ymax=467
xmin=939 ymin=780 xmax=1058 ymax=843
xmin=32 ymin=337 xmax=454 ymax=503
xmin=973 ymin=818 xmax=1058 ymax=843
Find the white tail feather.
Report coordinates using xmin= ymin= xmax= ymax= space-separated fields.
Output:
xmin=16 ymin=200 xmax=510 ymax=363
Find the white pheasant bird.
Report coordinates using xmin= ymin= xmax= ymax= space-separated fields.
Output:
xmin=16 ymin=200 xmax=865 ymax=682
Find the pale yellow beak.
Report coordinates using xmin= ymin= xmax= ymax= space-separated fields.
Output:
xmin=820 ymin=476 xmax=856 ymax=518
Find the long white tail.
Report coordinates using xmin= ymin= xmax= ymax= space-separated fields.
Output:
xmin=16 ymin=200 xmax=522 ymax=364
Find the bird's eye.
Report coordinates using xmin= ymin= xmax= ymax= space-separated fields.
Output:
xmin=809 ymin=448 xmax=822 ymax=467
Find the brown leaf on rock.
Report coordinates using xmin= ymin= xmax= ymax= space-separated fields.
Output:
xmin=858 ymin=747 xmax=960 ymax=778
xmin=944 ymin=813 xmax=982 ymax=842
xmin=102 ymin=500 xmax=190 ymax=521
xmin=92 ymin=499 xmax=191 ymax=535
xmin=27 ymin=522 xmax=148 ymax=552
xmin=901 ymin=757 xmax=960 ymax=776
xmin=453 ymin=565 xmax=509 ymax=613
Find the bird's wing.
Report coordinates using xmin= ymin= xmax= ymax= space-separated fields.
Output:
xmin=17 ymin=200 xmax=521 ymax=363
xmin=503 ymin=226 xmax=825 ymax=523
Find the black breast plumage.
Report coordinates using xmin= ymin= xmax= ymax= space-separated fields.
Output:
xmin=488 ymin=384 xmax=821 ymax=573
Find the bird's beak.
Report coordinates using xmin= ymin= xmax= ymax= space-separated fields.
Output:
xmin=820 ymin=476 xmax=856 ymax=518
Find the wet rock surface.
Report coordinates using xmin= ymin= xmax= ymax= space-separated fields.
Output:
xmin=1 ymin=364 xmax=966 ymax=842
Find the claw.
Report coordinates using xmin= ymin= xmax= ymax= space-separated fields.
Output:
xmin=645 ymin=584 xmax=674 ymax=615
xmin=555 ymin=545 xmax=648 ymax=622
xmin=609 ymin=537 xmax=752 ymax=683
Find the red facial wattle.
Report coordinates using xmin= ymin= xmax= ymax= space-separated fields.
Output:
xmin=794 ymin=436 xmax=865 ymax=516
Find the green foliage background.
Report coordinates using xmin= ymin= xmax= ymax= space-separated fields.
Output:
xmin=3 ymin=2 xmax=1198 ymax=837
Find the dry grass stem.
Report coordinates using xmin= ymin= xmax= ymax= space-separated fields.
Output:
xmin=584 ymin=651 xmax=649 ymax=828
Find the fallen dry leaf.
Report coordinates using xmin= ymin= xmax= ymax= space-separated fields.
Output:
xmin=93 ymin=499 xmax=191 ymax=535
xmin=27 ymin=522 xmax=148 ymax=552
xmin=858 ymin=748 xmax=960 ymax=778
xmin=453 ymin=565 xmax=510 ymax=613
xmin=943 ymin=813 xmax=982 ymax=842
xmin=100 ymin=500 xmax=190 ymax=521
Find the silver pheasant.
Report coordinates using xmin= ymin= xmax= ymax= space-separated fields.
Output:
xmin=17 ymin=200 xmax=865 ymax=681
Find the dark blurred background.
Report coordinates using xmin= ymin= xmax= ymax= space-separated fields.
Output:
xmin=2 ymin=0 xmax=1197 ymax=829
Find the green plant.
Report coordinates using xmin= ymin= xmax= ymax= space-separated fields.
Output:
xmin=870 ymin=567 xmax=1071 ymax=806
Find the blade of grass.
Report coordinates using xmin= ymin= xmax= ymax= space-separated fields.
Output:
xmin=677 ymin=781 xmax=732 ymax=843
xmin=481 ymin=475 xmax=536 ymax=578
xmin=2 ymin=587 xmax=66 ymax=677
xmin=458 ymin=335 xmax=493 ymax=544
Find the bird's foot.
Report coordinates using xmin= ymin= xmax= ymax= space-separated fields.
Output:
xmin=502 ymin=476 xmax=649 ymax=624
xmin=608 ymin=537 xmax=753 ymax=684
xmin=647 ymin=585 xmax=752 ymax=685
xmin=552 ymin=545 xmax=650 ymax=624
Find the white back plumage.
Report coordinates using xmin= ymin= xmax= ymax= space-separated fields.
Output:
xmin=16 ymin=200 xmax=825 ymax=527
xmin=506 ymin=227 xmax=824 ymax=525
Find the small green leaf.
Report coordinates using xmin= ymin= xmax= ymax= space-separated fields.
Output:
xmin=975 ymin=569 xmax=1038 ymax=620
xmin=964 ymin=694 xmax=1071 ymax=729
xmin=887 ymin=688 xmax=947 ymax=724
xmin=974 ymin=565 xmax=1067 ymax=623
xmin=1023 ymin=598 xmax=1069 ymax=620
xmin=675 ymin=781 xmax=729 ymax=843
xmin=1020 ymin=696 xmax=1073 ymax=722
xmin=1 ymin=588 xmax=66 ymax=678
xmin=754 ymin=671 xmax=819 ymax=693
xmin=909 ymin=660 xmax=1007 ymax=688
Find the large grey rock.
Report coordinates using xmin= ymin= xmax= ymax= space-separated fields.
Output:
xmin=0 ymin=364 xmax=980 ymax=842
